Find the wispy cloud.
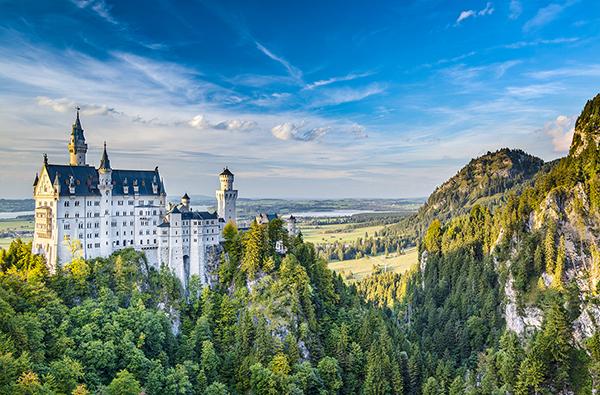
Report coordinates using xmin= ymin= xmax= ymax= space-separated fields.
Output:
xmin=303 ymin=71 xmax=374 ymax=90
xmin=523 ymin=1 xmax=574 ymax=31
xmin=528 ymin=64 xmax=600 ymax=79
xmin=509 ymin=0 xmax=522 ymax=19
xmin=308 ymin=83 xmax=385 ymax=107
xmin=255 ymin=42 xmax=303 ymax=82
xmin=71 ymin=0 xmax=118 ymax=25
xmin=502 ymin=37 xmax=579 ymax=49
xmin=505 ymin=83 xmax=563 ymax=99
xmin=455 ymin=2 xmax=494 ymax=25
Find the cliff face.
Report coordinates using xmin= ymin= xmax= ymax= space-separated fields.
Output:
xmin=502 ymin=95 xmax=600 ymax=344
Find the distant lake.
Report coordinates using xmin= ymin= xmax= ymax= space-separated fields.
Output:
xmin=289 ymin=209 xmax=376 ymax=218
xmin=0 ymin=211 xmax=33 ymax=219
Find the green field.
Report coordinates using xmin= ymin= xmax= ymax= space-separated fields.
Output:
xmin=300 ymin=223 xmax=386 ymax=244
xmin=0 ymin=219 xmax=34 ymax=249
xmin=329 ymin=247 xmax=418 ymax=282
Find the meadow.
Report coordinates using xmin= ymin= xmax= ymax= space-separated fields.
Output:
xmin=0 ymin=218 xmax=33 ymax=249
xmin=329 ymin=247 xmax=418 ymax=282
xmin=300 ymin=223 xmax=386 ymax=244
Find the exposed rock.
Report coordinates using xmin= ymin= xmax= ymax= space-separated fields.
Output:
xmin=504 ymin=274 xmax=543 ymax=336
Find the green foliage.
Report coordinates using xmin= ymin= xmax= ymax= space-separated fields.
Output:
xmin=106 ymin=370 xmax=142 ymax=395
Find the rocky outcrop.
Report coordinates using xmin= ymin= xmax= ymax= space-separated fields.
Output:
xmin=504 ymin=274 xmax=543 ymax=336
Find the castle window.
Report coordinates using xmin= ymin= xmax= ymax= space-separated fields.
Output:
xmin=87 ymin=201 xmax=92 ymax=206
xmin=78 ymin=224 xmax=83 ymax=229
xmin=63 ymin=224 xmax=70 ymax=230
xmin=94 ymin=201 xmax=100 ymax=206
xmin=75 ymin=213 xmax=79 ymax=218
xmin=128 ymin=200 xmax=133 ymax=205
xmin=75 ymin=201 xmax=79 ymax=206
xmin=64 ymin=201 xmax=70 ymax=207
xmin=65 ymin=212 xmax=69 ymax=218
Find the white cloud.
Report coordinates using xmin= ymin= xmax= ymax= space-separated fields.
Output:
xmin=456 ymin=10 xmax=475 ymax=24
xmin=455 ymin=2 xmax=494 ymax=25
xmin=271 ymin=122 xmax=328 ymax=141
xmin=541 ymin=115 xmax=575 ymax=152
xmin=509 ymin=0 xmax=522 ymax=19
xmin=304 ymin=71 xmax=374 ymax=90
xmin=255 ymin=42 xmax=303 ymax=81
xmin=188 ymin=115 xmax=256 ymax=131
xmin=36 ymin=96 xmax=121 ymax=116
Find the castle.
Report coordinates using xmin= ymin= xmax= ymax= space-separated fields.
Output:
xmin=32 ymin=110 xmax=238 ymax=286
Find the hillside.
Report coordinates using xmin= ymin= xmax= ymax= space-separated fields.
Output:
xmin=414 ymin=148 xmax=546 ymax=233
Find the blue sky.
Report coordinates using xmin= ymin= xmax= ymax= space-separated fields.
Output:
xmin=1 ymin=0 xmax=599 ymax=198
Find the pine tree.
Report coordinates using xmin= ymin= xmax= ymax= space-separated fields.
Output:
xmin=241 ymin=221 xmax=266 ymax=279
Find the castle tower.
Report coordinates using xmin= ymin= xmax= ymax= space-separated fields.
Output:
xmin=98 ymin=142 xmax=113 ymax=257
xmin=216 ymin=167 xmax=238 ymax=225
xmin=287 ymin=215 xmax=298 ymax=237
xmin=68 ymin=108 xmax=88 ymax=166
xmin=181 ymin=193 xmax=190 ymax=211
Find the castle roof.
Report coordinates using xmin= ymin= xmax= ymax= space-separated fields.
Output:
xmin=182 ymin=211 xmax=219 ymax=220
xmin=99 ymin=142 xmax=111 ymax=170
xmin=220 ymin=167 xmax=233 ymax=177
xmin=43 ymin=164 xmax=164 ymax=197
xmin=182 ymin=192 xmax=190 ymax=200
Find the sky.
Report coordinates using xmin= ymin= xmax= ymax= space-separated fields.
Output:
xmin=1 ymin=0 xmax=600 ymax=199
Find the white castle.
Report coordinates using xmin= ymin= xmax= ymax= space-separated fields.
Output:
xmin=32 ymin=110 xmax=238 ymax=286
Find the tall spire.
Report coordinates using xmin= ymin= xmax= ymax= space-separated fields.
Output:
xmin=68 ymin=107 xmax=88 ymax=166
xmin=99 ymin=141 xmax=111 ymax=171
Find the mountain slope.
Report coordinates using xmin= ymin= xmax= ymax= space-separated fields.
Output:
xmin=395 ymin=148 xmax=549 ymax=238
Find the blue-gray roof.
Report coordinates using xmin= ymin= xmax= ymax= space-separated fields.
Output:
xmin=44 ymin=164 xmax=165 ymax=197
xmin=182 ymin=211 xmax=218 ymax=220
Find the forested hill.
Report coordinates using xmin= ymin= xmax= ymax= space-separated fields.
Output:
xmin=399 ymin=148 xmax=548 ymax=238
xmin=388 ymin=93 xmax=600 ymax=393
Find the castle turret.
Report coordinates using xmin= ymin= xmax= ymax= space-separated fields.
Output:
xmin=287 ymin=215 xmax=298 ymax=237
xmin=98 ymin=142 xmax=113 ymax=257
xmin=68 ymin=108 xmax=88 ymax=166
xmin=216 ymin=167 xmax=238 ymax=225
xmin=181 ymin=193 xmax=190 ymax=211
